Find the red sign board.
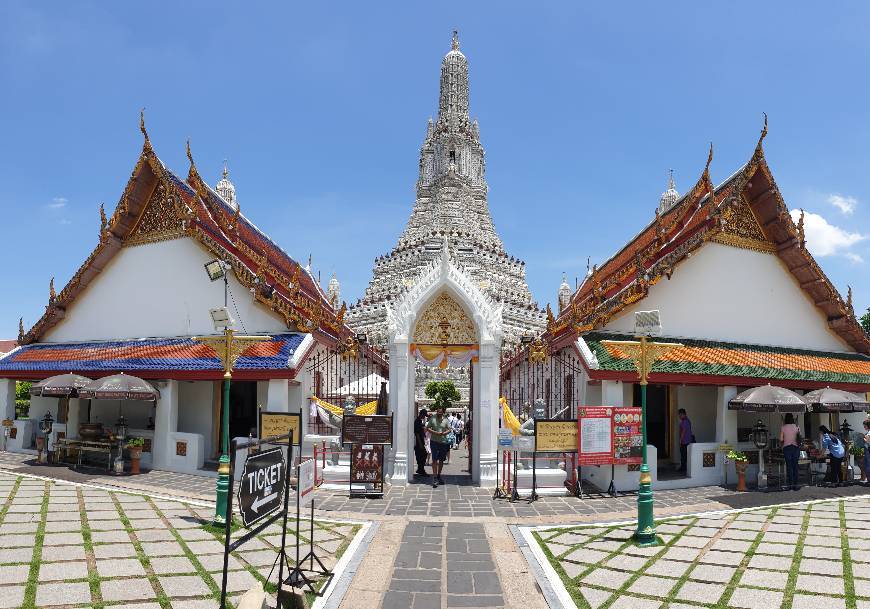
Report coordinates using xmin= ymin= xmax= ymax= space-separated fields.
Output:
xmin=576 ymin=406 xmax=643 ymax=466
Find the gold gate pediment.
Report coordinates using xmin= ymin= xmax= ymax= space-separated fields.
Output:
xmin=413 ymin=292 xmax=476 ymax=345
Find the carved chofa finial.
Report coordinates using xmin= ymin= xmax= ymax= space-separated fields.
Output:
xmin=49 ymin=277 xmax=56 ymax=303
xmin=797 ymin=208 xmax=806 ymax=248
xmin=452 ymin=29 xmax=459 ymax=51
xmin=99 ymin=203 xmax=107 ymax=236
xmin=753 ymin=112 xmax=768 ymax=159
xmin=139 ymin=108 xmax=151 ymax=149
xmin=18 ymin=318 xmax=24 ymax=342
xmin=847 ymin=285 xmax=853 ymax=312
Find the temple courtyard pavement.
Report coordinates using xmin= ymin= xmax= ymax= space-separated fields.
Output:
xmin=3 ymin=450 xmax=870 ymax=609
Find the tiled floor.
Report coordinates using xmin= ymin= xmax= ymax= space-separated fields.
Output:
xmin=534 ymin=496 xmax=870 ymax=609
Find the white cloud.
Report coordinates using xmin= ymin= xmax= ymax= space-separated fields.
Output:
xmin=827 ymin=194 xmax=857 ymax=215
xmin=790 ymin=209 xmax=866 ymax=261
xmin=47 ymin=197 xmax=67 ymax=209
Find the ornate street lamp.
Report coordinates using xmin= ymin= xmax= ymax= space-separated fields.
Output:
xmin=752 ymin=420 xmax=769 ymax=450
xmin=601 ymin=311 xmax=682 ymax=547
xmin=195 ymin=267 xmax=271 ymax=525
xmin=114 ymin=415 xmax=129 ymax=444
xmin=39 ymin=411 xmax=54 ymax=436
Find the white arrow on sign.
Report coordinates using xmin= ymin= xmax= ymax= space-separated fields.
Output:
xmin=251 ymin=492 xmax=278 ymax=513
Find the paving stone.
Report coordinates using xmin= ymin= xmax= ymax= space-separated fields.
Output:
xmin=563 ymin=547 xmax=610 ymax=564
xmin=100 ymin=577 xmax=157 ymax=602
xmin=662 ymin=546 xmax=703 ymax=562
xmin=578 ymin=586 xmax=611 ymax=609
xmin=581 ymin=567 xmax=632 ymax=590
xmin=644 ymin=559 xmax=691 ymax=578
xmin=150 ymin=554 xmax=199 ymax=575
xmin=38 ymin=560 xmax=88 ymax=581
xmin=140 ymin=541 xmax=186 ymax=556
xmin=728 ymin=587 xmax=784 ymax=609
xmin=223 ymin=569 xmax=259 ymax=593
xmin=562 ymin=560 xmax=586 ymax=579
xmin=0 ymin=564 xmax=30 ymax=585
xmin=710 ymin=538 xmax=752 ymax=553
xmin=675 ymin=581 xmax=726 ymax=604
xmin=739 ymin=568 xmax=788 ymax=589
xmin=627 ymin=575 xmax=677 ymax=597
xmin=36 ymin=581 xmax=91 ymax=606
xmin=699 ymin=550 xmax=745 ymax=566
xmin=185 ymin=539 xmax=226 ymax=555
xmin=0 ymin=547 xmax=33 ymax=564
xmin=0 ymin=585 xmax=24 ymax=609
xmin=791 ymin=593 xmax=846 ymax=609
xmin=473 ymin=572 xmax=501 ymax=594
xmin=689 ymin=563 xmax=736 ymax=583
xmin=797 ymin=573 xmax=845 ymax=594
xmin=413 ymin=593 xmax=441 ymax=609
xmin=748 ymin=553 xmax=791 ymax=571
xmin=93 ymin=542 xmax=137 ymax=558
xmin=755 ymin=542 xmax=798 ymax=556
xmin=800 ymin=557 xmax=844 ymax=576
xmin=609 ymin=595 xmax=661 ymax=609
xmin=96 ymin=557 xmax=147 ymax=578
xmin=382 ymin=591 xmax=413 ymax=609
xmin=446 ymin=594 xmax=504 ymax=606
xmin=720 ymin=528 xmax=757 ymax=540
xmin=136 ymin=528 xmax=176 ymax=542
xmin=199 ymin=552 xmax=245 ymax=572
xmin=171 ymin=600 xmax=220 ymax=609
xmin=674 ymin=535 xmax=709 ymax=548
xmin=605 ymin=553 xmax=649 ymax=572
xmin=158 ymin=574 xmax=212 ymax=598
xmin=851 ymin=578 xmax=870 ymax=597
xmin=91 ymin=529 xmax=131 ymax=543
xmin=42 ymin=544 xmax=86 ymax=561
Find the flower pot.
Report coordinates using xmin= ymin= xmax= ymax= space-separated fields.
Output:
xmin=735 ymin=460 xmax=748 ymax=492
xmin=128 ymin=447 xmax=142 ymax=474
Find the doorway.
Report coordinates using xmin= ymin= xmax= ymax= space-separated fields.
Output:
xmin=634 ymin=384 xmax=670 ymax=458
xmin=222 ymin=380 xmax=258 ymax=443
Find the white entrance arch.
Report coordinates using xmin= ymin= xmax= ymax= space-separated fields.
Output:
xmin=385 ymin=240 xmax=503 ymax=484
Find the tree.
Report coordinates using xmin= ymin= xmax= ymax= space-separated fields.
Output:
xmin=862 ymin=307 xmax=870 ymax=336
xmin=424 ymin=380 xmax=460 ymax=412
xmin=15 ymin=381 xmax=31 ymax=419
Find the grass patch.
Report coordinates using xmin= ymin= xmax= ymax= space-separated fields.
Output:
xmin=840 ymin=501 xmax=857 ymax=609
xmin=20 ymin=481 xmax=49 ymax=609
xmin=78 ymin=486 xmax=104 ymax=609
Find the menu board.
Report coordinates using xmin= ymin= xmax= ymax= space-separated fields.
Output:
xmin=612 ymin=407 xmax=643 ymax=464
xmin=535 ymin=420 xmax=578 ymax=452
xmin=350 ymin=444 xmax=384 ymax=483
xmin=577 ymin=407 xmax=613 ymax=465
xmin=258 ymin=411 xmax=301 ymax=446
xmin=342 ymin=415 xmax=393 ymax=445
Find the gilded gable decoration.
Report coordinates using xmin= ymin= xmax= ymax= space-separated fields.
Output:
xmin=708 ymin=194 xmax=776 ymax=254
xmin=125 ymin=181 xmax=187 ymax=246
xmin=413 ymin=292 xmax=477 ymax=345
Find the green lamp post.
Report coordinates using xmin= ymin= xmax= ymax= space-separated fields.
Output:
xmin=602 ymin=310 xmax=682 ymax=546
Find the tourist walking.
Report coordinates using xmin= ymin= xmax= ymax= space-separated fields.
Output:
xmin=863 ymin=420 xmax=870 ymax=484
xmin=413 ymin=408 xmax=429 ymax=477
xmin=780 ymin=413 xmax=801 ymax=490
xmin=427 ymin=406 xmax=451 ymax=487
xmin=677 ymin=408 xmax=693 ymax=473
xmin=453 ymin=414 xmax=464 ymax=446
xmin=820 ymin=425 xmax=846 ymax=485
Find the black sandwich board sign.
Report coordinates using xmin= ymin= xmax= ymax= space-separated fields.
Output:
xmin=236 ymin=446 xmax=286 ymax=528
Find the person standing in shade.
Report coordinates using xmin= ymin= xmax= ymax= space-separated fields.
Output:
xmin=779 ymin=413 xmax=801 ymax=490
xmin=820 ymin=425 xmax=846 ymax=485
xmin=678 ymin=408 xmax=693 ymax=474
xmin=413 ymin=408 xmax=429 ymax=477
xmin=426 ymin=406 xmax=451 ymax=487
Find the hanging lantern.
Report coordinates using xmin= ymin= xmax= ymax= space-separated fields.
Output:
xmin=840 ymin=419 xmax=853 ymax=441
xmin=752 ymin=419 xmax=769 ymax=450
xmin=39 ymin=412 xmax=54 ymax=435
xmin=114 ymin=415 xmax=128 ymax=443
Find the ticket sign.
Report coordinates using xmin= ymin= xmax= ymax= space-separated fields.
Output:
xmin=237 ymin=446 xmax=286 ymax=527
xmin=350 ymin=444 xmax=384 ymax=483
xmin=258 ymin=411 xmax=302 ymax=446
xmin=342 ymin=415 xmax=393 ymax=445
xmin=577 ymin=407 xmax=613 ymax=465
xmin=611 ymin=407 xmax=642 ymax=464
xmin=535 ymin=420 xmax=578 ymax=453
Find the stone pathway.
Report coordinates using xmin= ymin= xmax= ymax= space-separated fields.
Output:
xmin=0 ymin=472 xmax=362 ymax=608
xmin=531 ymin=495 xmax=870 ymax=609
xmin=383 ymin=521 xmax=505 ymax=609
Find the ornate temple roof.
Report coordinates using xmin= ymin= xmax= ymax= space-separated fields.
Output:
xmin=0 ymin=334 xmax=308 ymax=379
xmin=546 ymin=120 xmax=870 ymax=355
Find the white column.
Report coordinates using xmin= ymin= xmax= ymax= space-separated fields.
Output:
xmin=66 ymin=399 xmax=82 ymax=439
xmin=476 ymin=341 xmax=499 ymax=483
xmin=388 ymin=339 xmax=410 ymax=484
xmin=715 ymin=386 xmax=738 ymax=444
xmin=152 ymin=380 xmax=179 ymax=471
xmin=0 ymin=380 xmax=14 ymax=421
xmin=602 ymin=380 xmax=625 ymax=406
xmin=264 ymin=379 xmax=289 ymax=413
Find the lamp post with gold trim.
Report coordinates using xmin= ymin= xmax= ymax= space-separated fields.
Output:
xmin=195 ymin=328 xmax=270 ymax=526
xmin=602 ymin=318 xmax=682 ymax=546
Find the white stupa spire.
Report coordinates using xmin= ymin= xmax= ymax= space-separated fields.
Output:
xmin=215 ymin=160 xmax=238 ymax=210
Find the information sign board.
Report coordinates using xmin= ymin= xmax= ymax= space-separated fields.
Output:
xmin=611 ymin=407 xmax=642 ymax=464
xmin=535 ymin=420 xmax=578 ymax=452
xmin=236 ymin=446 xmax=286 ymax=528
xmin=350 ymin=444 xmax=384 ymax=483
xmin=498 ymin=429 xmax=514 ymax=448
xmin=258 ymin=411 xmax=301 ymax=446
xmin=512 ymin=434 xmax=535 ymax=452
xmin=342 ymin=415 xmax=393 ymax=445
xmin=577 ymin=407 xmax=613 ymax=465
xmin=298 ymin=458 xmax=316 ymax=507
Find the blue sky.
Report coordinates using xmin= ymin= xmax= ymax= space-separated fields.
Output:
xmin=1 ymin=2 xmax=868 ymax=340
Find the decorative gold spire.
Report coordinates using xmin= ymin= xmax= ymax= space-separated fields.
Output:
xmin=186 ymin=138 xmax=200 ymax=181
xmin=49 ymin=277 xmax=56 ymax=304
xmin=99 ymin=203 xmax=107 ymax=238
xmin=753 ymin=112 xmax=768 ymax=161
xmin=452 ymin=29 xmax=459 ymax=51
xmin=847 ymin=285 xmax=853 ymax=312
xmin=139 ymin=108 xmax=151 ymax=151
xmin=18 ymin=318 xmax=24 ymax=343
xmin=222 ymin=159 xmax=229 ymax=179
xmin=797 ymin=208 xmax=806 ymax=248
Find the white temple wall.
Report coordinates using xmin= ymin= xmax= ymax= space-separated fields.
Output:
xmin=603 ymin=243 xmax=851 ymax=352
xmin=178 ymin=381 xmax=214 ymax=458
xmin=43 ymin=237 xmax=289 ymax=343
xmin=88 ymin=398 xmax=155 ymax=430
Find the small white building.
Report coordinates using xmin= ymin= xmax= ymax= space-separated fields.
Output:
xmin=0 ymin=126 xmax=383 ymax=475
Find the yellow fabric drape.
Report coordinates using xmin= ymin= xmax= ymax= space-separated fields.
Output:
xmin=500 ymin=397 xmax=522 ymax=435
xmin=310 ymin=395 xmax=377 ymax=416
xmin=410 ymin=344 xmax=479 ymax=369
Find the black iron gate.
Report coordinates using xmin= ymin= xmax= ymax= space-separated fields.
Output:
xmin=500 ymin=339 xmax=585 ymax=421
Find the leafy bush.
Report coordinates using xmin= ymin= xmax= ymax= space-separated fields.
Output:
xmin=726 ymin=449 xmax=748 ymax=462
xmin=424 ymin=380 xmax=460 ymax=412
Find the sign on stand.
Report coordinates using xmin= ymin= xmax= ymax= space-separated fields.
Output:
xmin=342 ymin=415 xmax=393 ymax=445
xmin=577 ymin=407 xmax=613 ymax=465
xmin=236 ymin=446 xmax=286 ymax=528
xmin=535 ymin=420 xmax=578 ymax=452
xmin=611 ymin=408 xmax=642 ymax=464
xmin=350 ymin=444 xmax=384 ymax=484
xmin=258 ymin=411 xmax=302 ymax=446
xmin=298 ymin=458 xmax=316 ymax=507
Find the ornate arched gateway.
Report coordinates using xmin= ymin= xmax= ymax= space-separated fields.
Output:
xmin=385 ymin=241 xmax=503 ymax=484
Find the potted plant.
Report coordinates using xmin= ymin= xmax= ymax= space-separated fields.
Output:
xmin=850 ymin=444 xmax=865 ymax=482
xmin=126 ymin=437 xmax=145 ymax=474
xmin=728 ymin=450 xmax=749 ymax=491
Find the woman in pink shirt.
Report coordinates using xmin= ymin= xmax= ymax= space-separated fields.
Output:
xmin=780 ymin=413 xmax=801 ymax=490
